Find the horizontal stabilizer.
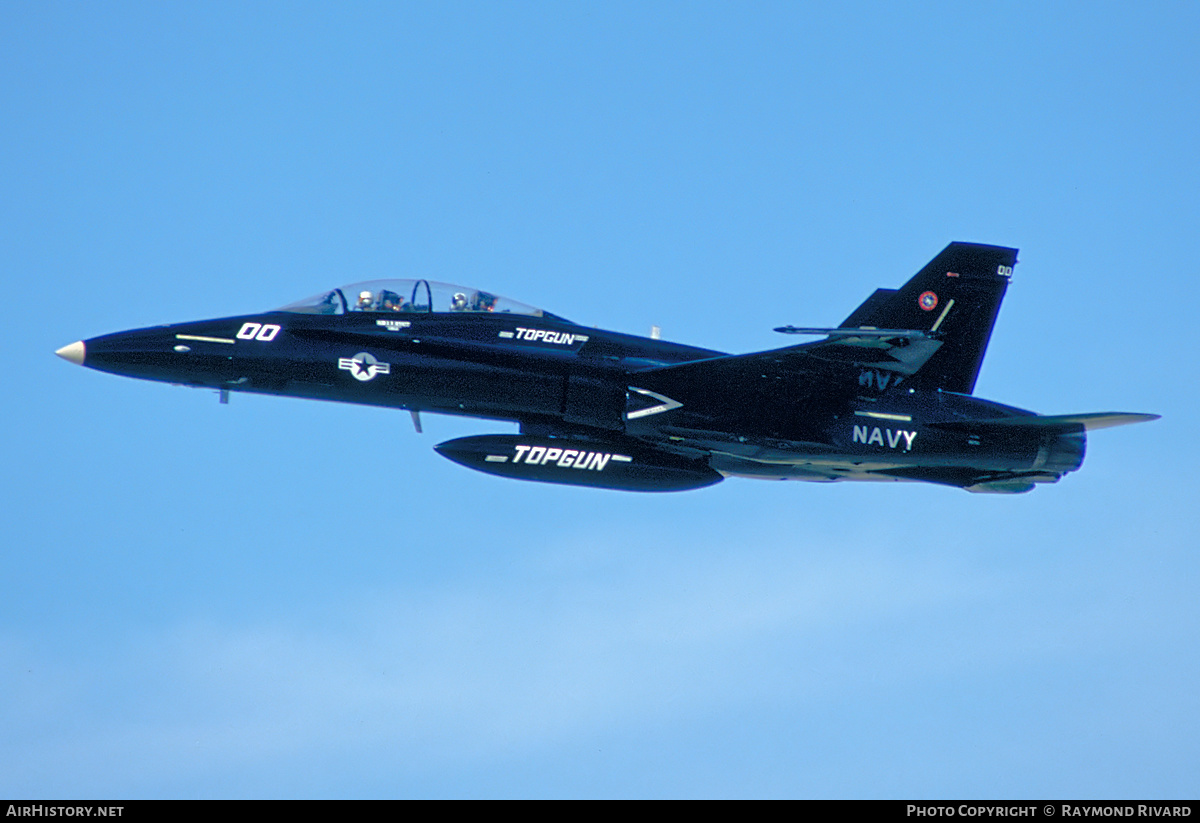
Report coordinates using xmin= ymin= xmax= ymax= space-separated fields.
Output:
xmin=932 ymin=412 xmax=1159 ymax=433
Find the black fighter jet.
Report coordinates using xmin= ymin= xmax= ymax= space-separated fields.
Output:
xmin=57 ymin=243 xmax=1156 ymax=493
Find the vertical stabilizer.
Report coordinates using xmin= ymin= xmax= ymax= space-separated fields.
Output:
xmin=840 ymin=242 xmax=1016 ymax=394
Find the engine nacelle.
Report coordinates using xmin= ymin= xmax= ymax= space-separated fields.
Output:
xmin=434 ymin=434 xmax=724 ymax=492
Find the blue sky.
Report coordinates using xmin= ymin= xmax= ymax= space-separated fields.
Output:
xmin=2 ymin=1 xmax=1196 ymax=798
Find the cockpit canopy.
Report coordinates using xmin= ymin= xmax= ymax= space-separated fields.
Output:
xmin=278 ymin=279 xmax=569 ymax=321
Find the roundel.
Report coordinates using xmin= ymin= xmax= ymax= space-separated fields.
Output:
xmin=918 ymin=291 xmax=938 ymax=311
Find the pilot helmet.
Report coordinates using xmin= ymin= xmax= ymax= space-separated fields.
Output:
xmin=451 ymin=292 xmax=468 ymax=310
xmin=357 ymin=290 xmax=374 ymax=309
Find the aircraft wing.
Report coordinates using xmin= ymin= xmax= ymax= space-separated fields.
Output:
xmin=633 ymin=331 xmax=942 ymax=381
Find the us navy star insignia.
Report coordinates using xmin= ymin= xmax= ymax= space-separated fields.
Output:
xmin=338 ymin=352 xmax=391 ymax=381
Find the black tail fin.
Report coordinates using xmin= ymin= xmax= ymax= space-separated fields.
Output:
xmin=840 ymin=242 xmax=1017 ymax=394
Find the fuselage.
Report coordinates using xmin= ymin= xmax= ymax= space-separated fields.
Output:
xmin=62 ymin=280 xmax=1086 ymax=493
xmin=64 ymin=246 xmax=1158 ymax=493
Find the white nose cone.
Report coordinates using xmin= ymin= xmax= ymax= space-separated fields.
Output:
xmin=55 ymin=340 xmax=86 ymax=365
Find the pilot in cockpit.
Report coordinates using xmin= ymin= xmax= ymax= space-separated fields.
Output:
xmin=379 ymin=290 xmax=404 ymax=312
xmin=356 ymin=290 xmax=375 ymax=311
xmin=450 ymin=292 xmax=469 ymax=311
xmin=471 ymin=291 xmax=498 ymax=312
